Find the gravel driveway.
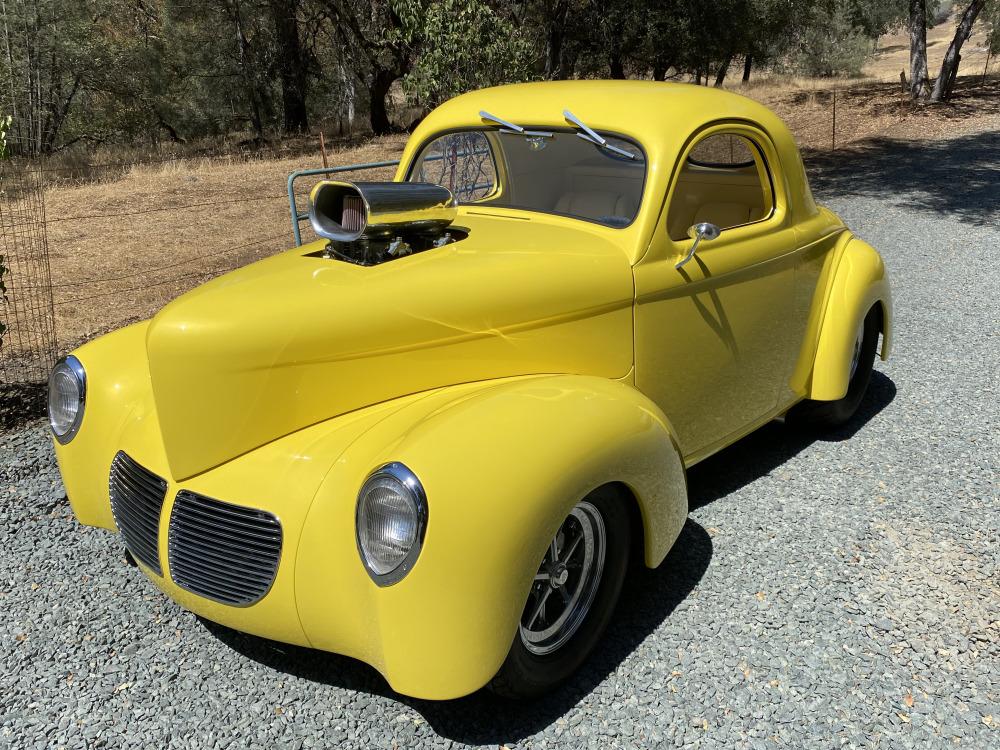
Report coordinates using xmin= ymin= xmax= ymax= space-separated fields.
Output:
xmin=2 ymin=131 xmax=997 ymax=749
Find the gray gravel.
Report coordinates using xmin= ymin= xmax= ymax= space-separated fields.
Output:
xmin=2 ymin=132 xmax=998 ymax=749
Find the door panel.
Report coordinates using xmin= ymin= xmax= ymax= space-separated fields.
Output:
xmin=634 ymin=226 xmax=799 ymax=458
xmin=634 ymin=124 xmax=803 ymax=461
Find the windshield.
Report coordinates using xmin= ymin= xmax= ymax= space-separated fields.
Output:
xmin=407 ymin=128 xmax=646 ymax=228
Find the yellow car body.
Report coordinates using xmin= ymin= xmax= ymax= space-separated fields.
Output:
xmin=52 ymin=81 xmax=891 ymax=700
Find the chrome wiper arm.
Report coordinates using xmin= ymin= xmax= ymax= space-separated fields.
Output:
xmin=480 ymin=110 xmax=553 ymax=139
xmin=563 ymin=109 xmax=636 ymax=160
xmin=479 ymin=110 xmax=524 ymax=133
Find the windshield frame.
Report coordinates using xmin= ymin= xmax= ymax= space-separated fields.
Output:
xmin=403 ymin=125 xmax=649 ymax=230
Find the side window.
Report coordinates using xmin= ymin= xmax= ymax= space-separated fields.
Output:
xmin=409 ymin=132 xmax=498 ymax=202
xmin=667 ymin=132 xmax=774 ymax=241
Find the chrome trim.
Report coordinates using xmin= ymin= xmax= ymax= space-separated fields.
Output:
xmin=479 ymin=109 xmax=524 ymax=133
xmin=108 ymin=451 xmax=167 ymax=575
xmin=519 ymin=500 xmax=607 ymax=656
xmin=676 ymin=222 xmax=721 ymax=270
xmin=355 ymin=462 xmax=428 ymax=587
xmin=308 ymin=180 xmax=457 ymax=243
xmin=168 ymin=491 xmax=283 ymax=607
xmin=563 ymin=109 xmax=637 ymax=160
xmin=48 ymin=355 xmax=86 ymax=444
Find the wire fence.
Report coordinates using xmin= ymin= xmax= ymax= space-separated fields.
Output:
xmin=0 ymin=154 xmax=57 ymax=386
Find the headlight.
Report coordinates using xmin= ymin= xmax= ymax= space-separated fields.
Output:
xmin=356 ymin=462 xmax=427 ymax=586
xmin=47 ymin=355 xmax=86 ymax=444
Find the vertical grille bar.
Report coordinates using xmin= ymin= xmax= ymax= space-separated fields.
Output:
xmin=109 ymin=452 xmax=167 ymax=575
xmin=168 ymin=491 xmax=282 ymax=606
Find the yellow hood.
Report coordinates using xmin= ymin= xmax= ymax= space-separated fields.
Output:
xmin=146 ymin=213 xmax=635 ymax=480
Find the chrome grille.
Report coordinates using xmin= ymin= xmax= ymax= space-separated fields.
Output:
xmin=168 ymin=491 xmax=282 ymax=606
xmin=109 ymin=451 xmax=167 ymax=575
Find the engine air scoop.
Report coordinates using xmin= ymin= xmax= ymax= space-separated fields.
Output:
xmin=309 ymin=180 xmax=458 ymax=243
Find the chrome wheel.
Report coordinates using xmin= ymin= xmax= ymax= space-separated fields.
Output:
xmin=848 ymin=322 xmax=865 ymax=380
xmin=519 ymin=501 xmax=606 ymax=656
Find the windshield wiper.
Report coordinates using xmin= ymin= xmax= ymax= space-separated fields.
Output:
xmin=563 ymin=109 xmax=636 ymax=160
xmin=479 ymin=110 xmax=553 ymax=138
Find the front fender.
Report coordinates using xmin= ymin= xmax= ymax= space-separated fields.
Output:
xmin=809 ymin=237 xmax=893 ymax=401
xmin=295 ymin=375 xmax=687 ymax=699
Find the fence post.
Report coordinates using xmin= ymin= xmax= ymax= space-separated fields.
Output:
xmin=831 ymin=88 xmax=837 ymax=151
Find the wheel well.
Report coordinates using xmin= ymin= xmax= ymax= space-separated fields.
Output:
xmin=872 ymin=301 xmax=884 ymax=332
xmin=605 ymin=481 xmax=646 ymax=568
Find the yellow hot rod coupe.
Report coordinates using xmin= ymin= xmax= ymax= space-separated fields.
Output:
xmin=48 ymin=81 xmax=891 ymax=700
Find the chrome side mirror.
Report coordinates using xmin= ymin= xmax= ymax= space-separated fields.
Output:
xmin=675 ymin=222 xmax=721 ymax=269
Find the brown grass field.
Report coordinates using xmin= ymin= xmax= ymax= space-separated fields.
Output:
xmin=16 ymin=9 xmax=1000 ymax=352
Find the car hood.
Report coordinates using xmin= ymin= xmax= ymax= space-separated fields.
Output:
xmin=146 ymin=213 xmax=635 ymax=480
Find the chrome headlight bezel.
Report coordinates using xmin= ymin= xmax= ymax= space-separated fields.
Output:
xmin=355 ymin=462 xmax=428 ymax=587
xmin=47 ymin=355 xmax=86 ymax=444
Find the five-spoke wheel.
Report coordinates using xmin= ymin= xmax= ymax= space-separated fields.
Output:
xmin=490 ymin=486 xmax=630 ymax=699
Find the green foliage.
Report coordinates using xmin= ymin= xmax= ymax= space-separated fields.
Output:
xmin=403 ymin=0 xmax=535 ymax=106
xmin=0 ymin=0 xmax=939 ymax=146
xmin=789 ymin=2 xmax=875 ymax=76
xmin=986 ymin=0 xmax=1000 ymax=55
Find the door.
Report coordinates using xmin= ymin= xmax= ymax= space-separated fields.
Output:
xmin=634 ymin=125 xmax=802 ymax=462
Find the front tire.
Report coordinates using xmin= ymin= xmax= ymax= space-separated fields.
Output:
xmin=489 ymin=486 xmax=630 ymax=699
xmin=788 ymin=306 xmax=880 ymax=429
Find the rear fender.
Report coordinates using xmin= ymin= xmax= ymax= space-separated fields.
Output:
xmin=808 ymin=237 xmax=892 ymax=401
xmin=295 ymin=374 xmax=687 ymax=699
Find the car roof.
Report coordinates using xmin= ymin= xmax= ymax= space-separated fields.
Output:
xmin=423 ymin=80 xmax=781 ymax=138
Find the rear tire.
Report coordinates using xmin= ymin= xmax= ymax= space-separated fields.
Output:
xmin=489 ymin=486 xmax=630 ymax=699
xmin=788 ymin=307 xmax=880 ymax=429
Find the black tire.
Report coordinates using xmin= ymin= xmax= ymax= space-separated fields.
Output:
xmin=489 ymin=486 xmax=631 ymax=699
xmin=788 ymin=306 xmax=880 ymax=429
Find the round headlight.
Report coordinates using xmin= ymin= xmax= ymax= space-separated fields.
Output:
xmin=356 ymin=462 xmax=427 ymax=585
xmin=47 ymin=355 xmax=86 ymax=444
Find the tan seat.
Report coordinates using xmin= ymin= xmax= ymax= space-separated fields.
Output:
xmin=691 ymin=202 xmax=754 ymax=230
xmin=554 ymin=191 xmax=636 ymax=223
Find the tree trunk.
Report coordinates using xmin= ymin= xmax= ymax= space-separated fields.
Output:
xmin=609 ymin=52 xmax=626 ymax=79
xmin=909 ymin=0 xmax=929 ymax=99
xmin=930 ymin=0 xmax=987 ymax=102
xmin=742 ymin=55 xmax=752 ymax=84
xmin=368 ymin=69 xmax=396 ymax=135
xmin=714 ymin=54 xmax=733 ymax=87
xmin=232 ymin=0 xmax=265 ymax=138
xmin=270 ymin=0 xmax=309 ymax=133
xmin=544 ymin=0 xmax=568 ymax=79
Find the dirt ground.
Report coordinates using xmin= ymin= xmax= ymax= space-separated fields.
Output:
xmin=15 ymin=11 xmax=1000 ymax=351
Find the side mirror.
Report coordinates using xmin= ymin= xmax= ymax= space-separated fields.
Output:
xmin=676 ymin=222 xmax=721 ymax=269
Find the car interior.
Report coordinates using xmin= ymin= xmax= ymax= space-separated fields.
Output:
xmin=667 ymin=133 xmax=774 ymax=240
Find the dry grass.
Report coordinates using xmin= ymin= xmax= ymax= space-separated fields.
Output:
xmin=22 ymin=8 xmax=1000 ymax=352
xmin=43 ymin=135 xmax=406 ymax=345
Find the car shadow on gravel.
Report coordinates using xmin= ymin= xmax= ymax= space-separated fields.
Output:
xmin=202 ymin=372 xmax=894 ymax=743
xmin=202 ymin=519 xmax=712 ymax=743
xmin=687 ymin=370 xmax=897 ymax=511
